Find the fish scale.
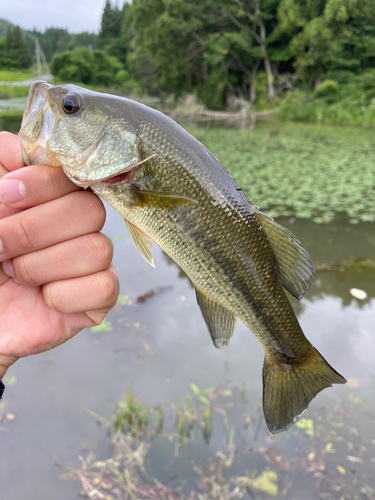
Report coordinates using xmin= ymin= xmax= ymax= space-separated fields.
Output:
xmin=19 ymin=82 xmax=346 ymax=433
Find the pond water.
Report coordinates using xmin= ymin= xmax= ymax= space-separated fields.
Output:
xmin=1 ymin=112 xmax=375 ymax=499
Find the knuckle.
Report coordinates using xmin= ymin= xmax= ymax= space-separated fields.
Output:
xmin=15 ymin=255 xmax=42 ymax=285
xmin=43 ymin=282 xmax=64 ymax=311
xmin=96 ymin=270 xmax=118 ymax=306
xmin=88 ymin=233 xmax=113 ymax=266
xmin=17 ymin=217 xmax=38 ymax=249
xmin=77 ymin=192 xmax=106 ymax=230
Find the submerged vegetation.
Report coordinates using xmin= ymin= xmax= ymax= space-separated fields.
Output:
xmin=64 ymin=381 xmax=375 ymax=500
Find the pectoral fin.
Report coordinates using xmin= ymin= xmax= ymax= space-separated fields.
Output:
xmin=256 ymin=212 xmax=315 ymax=300
xmin=125 ymin=219 xmax=155 ymax=267
xmin=131 ymin=188 xmax=198 ymax=208
xmin=195 ymin=288 xmax=237 ymax=349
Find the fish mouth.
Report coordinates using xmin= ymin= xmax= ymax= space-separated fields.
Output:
xmin=19 ymin=81 xmax=61 ymax=167
xmin=64 ymin=153 xmax=157 ymax=189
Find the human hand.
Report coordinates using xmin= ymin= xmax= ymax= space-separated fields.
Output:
xmin=0 ymin=132 xmax=119 ymax=379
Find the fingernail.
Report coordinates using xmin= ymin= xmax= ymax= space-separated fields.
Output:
xmin=2 ymin=260 xmax=14 ymax=277
xmin=0 ymin=179 xmax=26 ymax=204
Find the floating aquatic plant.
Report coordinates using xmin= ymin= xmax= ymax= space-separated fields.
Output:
xmin=189 ymin=122 xmax=375 ymax=224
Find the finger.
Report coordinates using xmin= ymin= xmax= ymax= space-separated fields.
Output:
xmin=0 ymin=164 xmax=81 ymax=208
xmin=0 ymin=205 xmax=23 ymax=220
xmin=5 ymin=233 xmax=113 ymax=286
xmin=0 ymin=190 xmax=106 ymax=262
xmin=0 ymin=262 xmax=11 ymax=287
xmin=0 ymin=149 xmax=23 ymax=219
xmin=0 ymin=132 xmax=24 ymax=172
xmin=43 ymin=266 xmax=119 ymax=314
xmin=0 ymin=354 xmax=19 ymax=380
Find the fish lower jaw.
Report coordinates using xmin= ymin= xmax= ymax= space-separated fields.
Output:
xmin=21 ymin=142 xmax=62 ymax=168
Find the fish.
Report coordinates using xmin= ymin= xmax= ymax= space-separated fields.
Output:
xmin=19 ymin=81 xmax=346 ymax=433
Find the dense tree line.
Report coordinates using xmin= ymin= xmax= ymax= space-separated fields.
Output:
xmin=0 ymin=25 xmax=32 ymax=69
xmin=2 ymin=0 xmax=375 ymax=109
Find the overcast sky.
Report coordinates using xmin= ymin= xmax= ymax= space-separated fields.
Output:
xmin=1 ymin=0 xmax=128 ymax=33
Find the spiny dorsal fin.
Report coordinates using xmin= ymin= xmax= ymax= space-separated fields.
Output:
xmin=125 ymin=219 xmax=155 ymax=267
xmin=131 ymin=188 xmax=198 ymax=208
xmin=195 ymin=288 xmax=237 ymax=349
xmin=256 ymin=212 xmax=315 ymax=300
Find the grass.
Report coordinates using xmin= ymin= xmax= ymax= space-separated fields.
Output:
xmin=0 ymin=85 xmax=31 ymax=99
xmin=0 ymin=70 xmax=38 ymax=82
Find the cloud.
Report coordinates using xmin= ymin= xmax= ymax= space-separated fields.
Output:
xmin=1 ymin=0 xmax=128 ymax=33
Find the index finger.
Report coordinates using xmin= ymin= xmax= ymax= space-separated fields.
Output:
xmin=0 ymin=132 xmax=24 ymax=172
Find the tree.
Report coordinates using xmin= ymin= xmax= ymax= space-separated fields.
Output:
xmin=35 ymin=28 xmax=72 ymax=62
xmin=51 ymin=46 xmax=122 ymax=86
xmin=99 ymin=0 xmax=122 ymax=49
xmin=6 ymin=25 xmax=32 ymax=68
xmin=277 ymin=0 xmax=375 ymax=86
xmin=0 ymin=37 xmax=21 ymax=69
xmin=131 ymin=0 xmax=285 ymax=106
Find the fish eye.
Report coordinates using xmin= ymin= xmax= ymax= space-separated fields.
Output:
xmin=62 ymin=93 xmax=81 ymax=115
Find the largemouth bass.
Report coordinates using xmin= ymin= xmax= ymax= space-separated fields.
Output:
xmin=19 ymin=81 xmax=346 ymax=433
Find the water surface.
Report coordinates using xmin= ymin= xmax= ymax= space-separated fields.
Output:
xmin=1 ymin=114 xmax=375 ymax=499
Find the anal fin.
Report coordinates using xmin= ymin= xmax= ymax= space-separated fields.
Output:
xmin=195 ymin=288 xmax=237 ymax=349
xmin=125 ymin=219 xmax=155 ymax=267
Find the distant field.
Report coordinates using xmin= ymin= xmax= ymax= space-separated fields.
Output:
xmin=0 ymin=70 xmax=38 ymax=82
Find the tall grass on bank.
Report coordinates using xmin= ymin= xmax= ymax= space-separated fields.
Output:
xmin=280 ymin=91 xmax=375 ymax=127
xmin=280 ymin=70 xmax=375 ymax=127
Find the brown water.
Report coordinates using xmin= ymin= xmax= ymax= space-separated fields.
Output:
xmin=1 ymin=115 xmax=375 ymax=499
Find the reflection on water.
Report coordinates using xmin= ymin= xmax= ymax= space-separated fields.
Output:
xmin=1 ymin=115 xmax=375 ymax=498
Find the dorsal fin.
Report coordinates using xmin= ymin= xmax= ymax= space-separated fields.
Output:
xmin=125 ymin=219 xmax=155 ymax=267
xmin=256 ymin=212 xmax=315 ymax=300
xmin=195 ymin=288 xmax=237 ymax=349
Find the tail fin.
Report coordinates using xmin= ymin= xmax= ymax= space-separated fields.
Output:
xmin=263 ymin=348 xmax=346 ymax=434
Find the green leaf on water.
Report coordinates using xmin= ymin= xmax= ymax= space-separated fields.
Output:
xmin=117 ymin=295 xmax=129 ymax=305
xmin=4 ymin=374 xmax=17 ymax=386
xmin=296 ymin=418 xmax=314 ymax=436
xmin=91 ymin=319 xmax=113 ymax=332
xmin=251 ymin=470 xmax=278 ymax=496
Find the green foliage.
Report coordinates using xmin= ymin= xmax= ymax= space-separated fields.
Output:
xmin=32 ymin=28 xmax=98 ymax=63
xmin=315 ymin=79 xmax=340 ymax=96
xmin=0 ymin=25 xmax=32 ymax=69
xmin=99 ymin=0 xmax=122 ymax=48
xmin=280 ymin=68 xmax=375 ymax=124
xmin=51 ymin=46 xmax=122 ymax=86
